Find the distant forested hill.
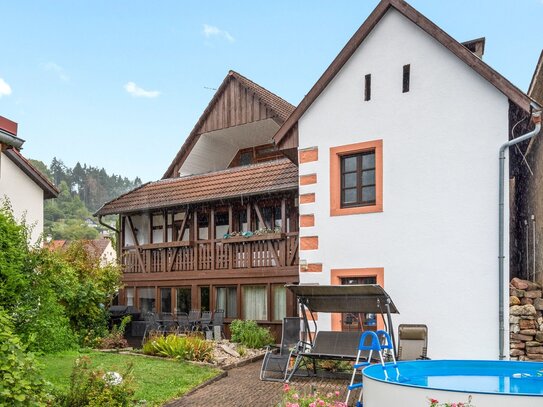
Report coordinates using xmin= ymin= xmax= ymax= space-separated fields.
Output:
xmin=30 ymin=157 xmax=142 ymax=240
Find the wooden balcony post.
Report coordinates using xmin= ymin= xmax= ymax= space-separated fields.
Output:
xmin=281 ymin=198 xmax=287 ymax=265
xmin=127 ymin=215 xmax=146 ymax=273
xmin=228 ymin=204 xmax=233 ymax=233
xmin=246 ymin=202 xmax=251 ymax=232
xmin=193 ymin=210 xmax=199 ymax=270
xmin=210 ymin=207 xmax=215 ymax=271
xmin=163 ymin=209 xmax=168 ymax=271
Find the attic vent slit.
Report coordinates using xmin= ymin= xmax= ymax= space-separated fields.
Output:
xmin=403 ymin=64 xmax=410 ymax=93
xmin=364 ymin=74 xmax=371 ymax=101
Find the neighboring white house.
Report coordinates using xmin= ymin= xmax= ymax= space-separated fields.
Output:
xmin=274 ymin=0 xmax=541 ymax=360
xmin=0 ymin=115 xmax=59 ymax=244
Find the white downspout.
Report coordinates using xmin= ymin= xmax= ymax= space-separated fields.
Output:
xmin=498 ymin=107 xmax=541 ymax=360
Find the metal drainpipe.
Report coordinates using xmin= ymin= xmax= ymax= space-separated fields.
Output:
xmin=498 ymin=108 xmax=542 ymax=360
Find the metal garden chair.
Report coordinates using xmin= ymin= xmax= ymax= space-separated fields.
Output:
xmin=176 ymin=312 xmax=191 ymax=333
xmin=142 ymin=311 xmax=162 ymax=345
xmin=188 ymin=309 xmax=201 ymax=331
xmin=160 ymin=312 xmax=178 ymax=333
xmin=397 ymin=324 xmax=429 ymax=360
xmin=260 ymin=317 xmax=301 ymax=382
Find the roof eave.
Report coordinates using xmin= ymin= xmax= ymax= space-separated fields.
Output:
xmin=95 ymin=184 xmax=298 ymax=216
xmin=3 ymin=149 xmax=59 ymax=199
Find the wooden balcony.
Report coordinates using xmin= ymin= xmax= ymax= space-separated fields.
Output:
xmin=122 ymin=232 xmax=299 ymax=274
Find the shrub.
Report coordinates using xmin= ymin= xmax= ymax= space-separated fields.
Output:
xmin=0 ymin=308 xmax=53 ymax=406
xmin=281 ymin=383 xmax=347 ymax=407
xmin=142 ymin=333 xmax=214 ymax=362
xmin=229 ymin=319 xmax=275 ymax=348
xmin=0 ymin=204 xmax=122 ymax=353
xmin=428 ymin=395 xmax=475 ymax=407
xmin=98 ymin=316 xmax=131 ymax=349
xmin=59 ymin=356 xmax=135 ymax=407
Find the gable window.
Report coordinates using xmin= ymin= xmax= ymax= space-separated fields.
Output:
xmin=239 ymin=151 xmax=253 ymax=166
xmin=364 ymin=74 xmax=371 ymax=101
xmin=403 ymin=64 xmax=410 ymax=93
xmin=330 ymin=140 xmax=383 ymax=216
xmin=341 ymin=151 xmax=376 ymax=207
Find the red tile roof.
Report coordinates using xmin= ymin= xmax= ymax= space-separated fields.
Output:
xmin=96 ymin=159 xmax=298 ymax=215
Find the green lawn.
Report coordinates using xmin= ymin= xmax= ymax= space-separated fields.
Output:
xmin=39 ymin=350 xmax=220 ymax=406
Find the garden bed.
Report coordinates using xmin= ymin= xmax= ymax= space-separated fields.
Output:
xmin=39 ymin=350 xmax=220 ymax=406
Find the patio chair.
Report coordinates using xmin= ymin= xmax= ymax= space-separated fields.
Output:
xmin=188 ymin=309 xmax=201 ymax=331
xmin=260 ymin=317 xmax=301 ymax=382
xmin=196 ymin=311 xmax=212 ymax=332
xmin=204 ymin=309 xmax=225 ymax=339
xmin=160 ymin=312 xmax=178 ymax=333
xmin=142 ymin=311 xmax=162 ymax=345
xmin=176 ymin=312 xmax=191 ymax=333
xmin=397 ymin=324 xmax=429 ymax=360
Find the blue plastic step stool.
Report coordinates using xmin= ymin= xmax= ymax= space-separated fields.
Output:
xmin=345 ymin=330 xmax=400 ymax=406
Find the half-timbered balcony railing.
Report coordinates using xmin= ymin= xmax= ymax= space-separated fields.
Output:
xmin=122 ymin=232 xmax=299 ymax=274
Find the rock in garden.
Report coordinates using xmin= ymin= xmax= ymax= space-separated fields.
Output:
xmin=534 ymin=298 xmax=543 ymax=311
xmin=511 ymin=333 xmax=534 ymax=341
xmin=511 ymin=278 xmax=529 ymax=290
xmin=520 ymin=329 xmax=537 ymax=336
xmin=511 ymin=324 xmax=520 ymax=333
xmin=521 ymin=297 xmax=534 ymax=305
xmin=520 ymin=319 xmax=536 ymax=330
xmin=510 ymin=342 xmax=525 ymax=349
xmin=525 ymin=341 xmax=542 ymax=347
xmin=536 ymin=332 xmax=543 ymax=342
xmin=219 ymin=344 xmax=240 ymax=358
xmin=510 ymin=316 xmax=520 ymax=324
xmin=510 ymin=305 xmax=537 ymax=316
xmin=526 ymin=346 xmax=543 ymax=354
xmin=510 ymin=349 xmax=525 ymax=357
xmin=510 ymin=296 xmax=521 ymax=305
xmin=525 ymin=290 xmax=542 ymax=299
xmin=510 ymin=287 xmax=525 ymax=298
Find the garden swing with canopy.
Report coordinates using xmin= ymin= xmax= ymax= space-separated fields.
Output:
xmin=284 ymin=284 xmax=400 ymax=382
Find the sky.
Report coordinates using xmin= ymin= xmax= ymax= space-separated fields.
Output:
xmin=0 ymin=0 xmax=542 ymax=182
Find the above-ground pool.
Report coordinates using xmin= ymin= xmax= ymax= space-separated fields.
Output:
xmin=362 ymin=360 xmax=543 ymax=407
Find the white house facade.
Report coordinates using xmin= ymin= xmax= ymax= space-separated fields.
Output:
xmin=275 ymin=0 xmax=540 ymax=360
xmin=0 ymin=115 xmax=58 ymax=244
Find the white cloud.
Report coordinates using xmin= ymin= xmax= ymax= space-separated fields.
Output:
xmin=41 ymin=62 xmax=70 ymax=82
xmin=0 ymin=78 xmax=12 ymax=97
xmin=124 ymin=82 xmax=160 ymax=98
xmin=203 ymin=24 xmax=235 ymax=43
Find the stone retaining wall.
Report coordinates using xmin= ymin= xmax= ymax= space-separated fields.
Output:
xmin=509 ymin=277 xmax=543 ymax=361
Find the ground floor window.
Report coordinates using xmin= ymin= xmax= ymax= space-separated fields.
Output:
xmin=176 ymin=287 xmax=191 ymax=314
xmin=138 ymin=287 xmax=156 ymax=314
xmin=200 ymin=286 xmax=210 ymax=312
xmin=243 ymin=285 xmax=267 ymax=320
xmin=160 ymin=287 xmax=172 ymax=313
xmin=216 ymin=287 xmax=237 ymax=318
xmin=272 ymin=284 xmax=287 ymax=321
xmin=125 ymin=287 xmax=134 ymax=307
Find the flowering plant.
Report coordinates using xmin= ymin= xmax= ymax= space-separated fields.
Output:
xmin=428 ymin=395 xmax=475 ymax=407
xmin=281 ymin=383 xmax=347 ymax=407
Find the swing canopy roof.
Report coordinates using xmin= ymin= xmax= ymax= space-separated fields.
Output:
xmin=286 ymin=284 xmax=399 ymax=314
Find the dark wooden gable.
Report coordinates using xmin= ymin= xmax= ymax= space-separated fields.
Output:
xmin=163 ymin=71 xmax=294 ymax=179
xmin=198 ymin=76 xmax=280 ymax=135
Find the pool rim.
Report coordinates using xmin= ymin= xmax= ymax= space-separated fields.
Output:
xmin=362 ymin=359 xmax=543 ymax=397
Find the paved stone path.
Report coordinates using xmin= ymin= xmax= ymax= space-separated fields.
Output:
xmin=167 ymin=361 xmax=352 ymax=407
